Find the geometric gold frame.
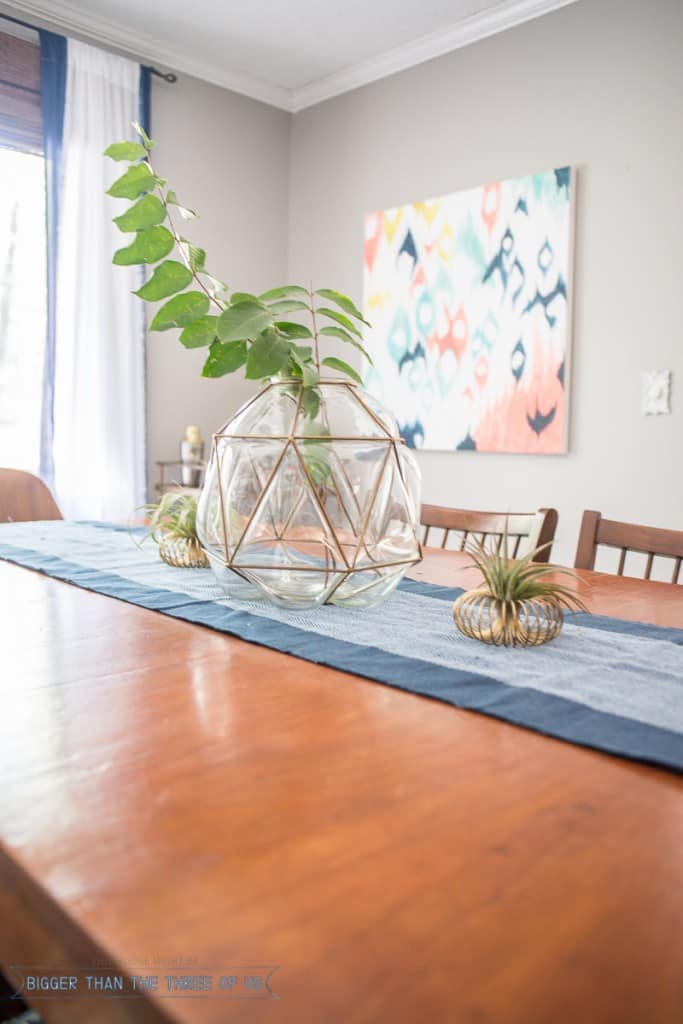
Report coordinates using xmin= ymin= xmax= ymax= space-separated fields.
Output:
xmin=198 ymin=379 xmax=423 ymax=608
xmin=452 ymin=588 xmax=563 ymax=646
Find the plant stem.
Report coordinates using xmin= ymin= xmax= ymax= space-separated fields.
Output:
xmin=145 ymin=152 xmax=227 ymax=314
xmin=309 ymin=282 xmax=320 ymax=372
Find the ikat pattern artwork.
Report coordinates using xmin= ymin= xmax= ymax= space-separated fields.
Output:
xmin=363 ymin=168 xmax=573 ymax=453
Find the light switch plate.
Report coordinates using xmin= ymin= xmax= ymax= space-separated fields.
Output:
xmin=642 ymin=370 xmax=672 ymax=416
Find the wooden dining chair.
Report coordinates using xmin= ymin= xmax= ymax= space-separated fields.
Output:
xmin=420 ymin=505 xmax=558 ymax=562
xmin=0 ymin=469 xmax=62 ymax=523
xmin=575 ymin=510 xmax=683 ymax=582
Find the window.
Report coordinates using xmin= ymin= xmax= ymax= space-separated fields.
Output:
xmin=0 ymin=26 xmax=47 ymax=474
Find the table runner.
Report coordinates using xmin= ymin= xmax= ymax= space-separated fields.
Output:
xmin=1 ymin=521 xmax=682 ymax=774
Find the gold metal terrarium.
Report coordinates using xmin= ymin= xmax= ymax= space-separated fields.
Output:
xmin=196 ymin=379 xmax=422 ymax=609
xmin=452 ymin=589 xmax=564 ymax=646
xmin=158 ymin=535 xmax=210 ymax=569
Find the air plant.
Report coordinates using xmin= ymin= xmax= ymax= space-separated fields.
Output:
xmin=140 ymin=492 xmax=209 ymax=568
xmin=453 ymin=528 xmax=589 ymax=647
xmin=143 ymin=491 xmax=200 ymax=542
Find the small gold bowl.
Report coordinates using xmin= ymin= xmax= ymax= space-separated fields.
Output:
xmin=158 ymin=536 xmax=210 ymax=569
xmin=453 ymin=588 xmax=563 ymax=647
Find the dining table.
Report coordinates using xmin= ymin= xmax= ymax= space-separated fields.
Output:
xmin=0 ymin=546 xmax=682 ymax=1024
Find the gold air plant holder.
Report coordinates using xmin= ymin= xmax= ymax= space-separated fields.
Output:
xmin=452 ymin=530 xmax=588 ymax=647
xmin=141 ymin=492 xmax=210 ymax=569
xmin=158 ymin=535 xmax=209 ymax=569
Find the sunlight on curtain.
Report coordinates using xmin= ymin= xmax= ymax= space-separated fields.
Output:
xmin=0 ymin=147 xmax=46 ymax=473
xmin=53 ymin=39 xmax=146 ymax=520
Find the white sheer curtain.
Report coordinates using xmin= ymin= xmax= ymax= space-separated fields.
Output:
xmin=53 ymin=39 xmax=146 ymax=520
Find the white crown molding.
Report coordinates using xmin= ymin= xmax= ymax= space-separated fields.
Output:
xmin=290 ymin=0 xmax=581 ymax=111
xmin=2 ymin=0 xmax=580 ymax=114
xmin=0 ymin=0 xmax=293 ymax=110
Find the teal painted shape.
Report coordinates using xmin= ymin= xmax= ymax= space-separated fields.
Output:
xmin=531 ymin=168 xmax=569 ymax=210
xmin=388 ymin=307 xmax=412 ymax=364
xmin=414 ymin=289 xmax=436 ymax=337
xmin=456 ymin=211 xmax=487 ymax=273
xmin=471 ymin=310 xmax=499 ymax=356
xmin=433 ymin=265 xmax=455 ymax=303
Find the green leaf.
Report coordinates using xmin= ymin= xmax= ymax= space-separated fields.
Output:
xmin=200 ymin=273 xmax=229 ymax=297
xmin=245 ymin=327 xmax=290 ymax=379
xmin=202 ymin=339 xmax=247 ymax=376
xmin=316 ymin=306 xmax=362 ymax=338
xmin=321 ymin=356 xmax=363 ymax=384
xmin=178 ymin=241 xmax=206 ymax=271
xmin=301 ymin=363 xmax=319 ymax=388
xmin=259 ymin=285 xmax=309 ymax=302
xmin=135 ymin=260 xmax=193 ymax=301
xmin=188 ymin=246 xmax=205 ymax=271
xmin=290 ymin=347 xmax=319 ymax=388
xmin=301 ymin=364 xmax=319 ymax=387
xmin=267 ymin=299 xmax=310 ymax=315
xmin=315 ymin=288 xmax=370 ymax=326
xmin=132 ymin=121 xmax=154 ymax=149
xmin=166 ymin=190 xmax=196 ymax=219
xmin=275 ymin=321 xmax=313 ymax=339
xmin=104 ymin=140 xmax=148 ymax=162
xmin=107 ymin=163 xmax=158 ymax=199
xmin=303 ymin=448 xmax=330 ymax=485
xmin=319 ymin=325 xmax=373 ymax=365
xmin=180 ymin=315 xmax=219 ymax=349
xmin=230 ymin=292 xmax=259 ymax=304
xmin=113 ymin=194 xmax=166 ymax=232
xmin=301 ymin=387 xmax=321 ymax=420
xmin=303 ymin=419 xmax=330 ymax=439
xmin=300 ymin=419 xmax=332 ymax=483
xmin=292 ymin=344 xmax=314 ymax=361
xmin=217 ymin=300 xmax=273 ymax=342
xmin=113 ymin=226 xmax=174 ymax=265
xmin=150 ymin=292 xmax=210 ymax=331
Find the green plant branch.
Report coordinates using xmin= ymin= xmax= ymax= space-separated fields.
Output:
xmin=105 ymin=124 xmax=372 ymax=389
xmin=308 ymin=283 xmax=321 ymax=372
xmin=145 ymin=153 xmax=227 ymax=314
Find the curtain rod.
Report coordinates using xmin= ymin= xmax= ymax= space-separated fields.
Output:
xmin=0 ymin=10 xmax=177 ymax=83
xmin=150 ymin=68 xmax=177 ymax=83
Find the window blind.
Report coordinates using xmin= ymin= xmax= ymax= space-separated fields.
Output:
xmin=0 ymin=29 xmax=42 ymax=155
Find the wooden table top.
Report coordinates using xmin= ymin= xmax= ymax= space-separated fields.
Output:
xmin=0 ymin=550 xmax=682 ymax=1024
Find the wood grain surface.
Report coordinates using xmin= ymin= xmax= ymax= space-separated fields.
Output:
xmin=0 ymin=551 xmax=682 ymax=1024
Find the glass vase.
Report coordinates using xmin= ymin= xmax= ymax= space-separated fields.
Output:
xmin=196 ymin=378 xmax=422 ymax=609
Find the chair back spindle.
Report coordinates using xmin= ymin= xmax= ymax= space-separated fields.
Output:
xmin=575 ymin=510 xmax=683 ymax=583
xmin=420 ymin=506 xmax=558 ymax=563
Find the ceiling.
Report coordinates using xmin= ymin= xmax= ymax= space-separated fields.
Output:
xmin=5 ymin=0 xmax=578 ymax=111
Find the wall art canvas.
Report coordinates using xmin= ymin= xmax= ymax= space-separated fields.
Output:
xmin=362 ymin=167 xmax=574 ymax=453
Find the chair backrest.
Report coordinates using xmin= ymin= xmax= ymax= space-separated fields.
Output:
xmin=420 ymin=505 xmax=558 ymax=563
xmin=575 ymin=510 xmax=683 ymax=582
xmin=0 ymin=469 xmax=62 ymax=523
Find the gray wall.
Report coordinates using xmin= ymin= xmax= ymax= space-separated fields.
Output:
xmin=147 ymin=74 xmax=290 ymax=494
xmin=287 ymin=0 xmax=683 ymax=566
